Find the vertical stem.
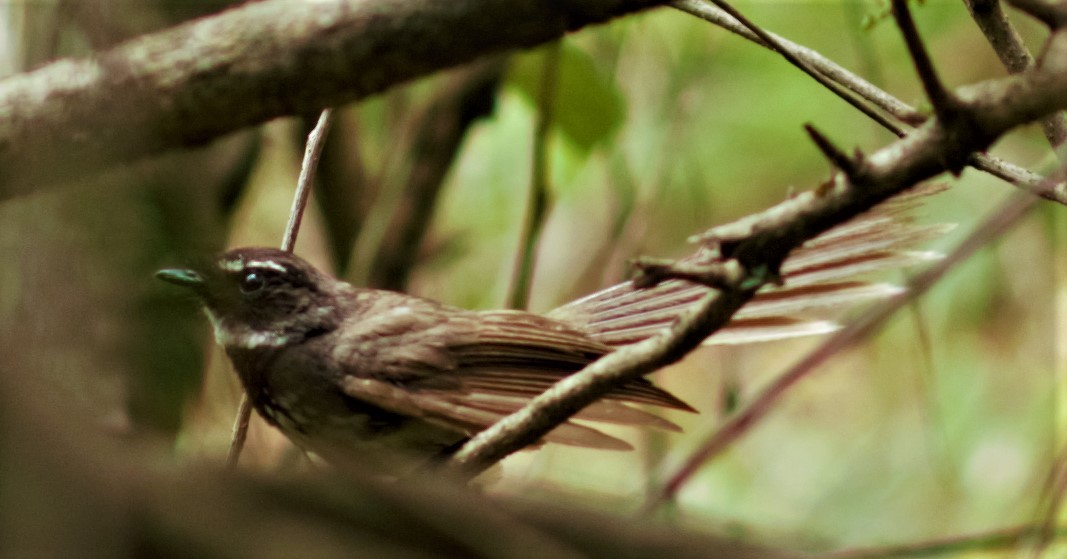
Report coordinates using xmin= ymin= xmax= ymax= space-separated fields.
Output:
xmin=226 ymin=108 xmax=334 ymax=469
xmin=282 ymin=109 xmax=336 ymax=252
xmin=508 ymin=43 xmax=560 ymax=310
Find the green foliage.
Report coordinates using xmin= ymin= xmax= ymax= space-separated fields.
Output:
xmin=507 ymin=42 xmax=626 ymax=155
xmin=4 ymin=0 xmax=1063 ymax=556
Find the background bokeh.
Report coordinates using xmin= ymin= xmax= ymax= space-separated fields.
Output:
xmin=1 ymin=1 xmax=1063 ymax=556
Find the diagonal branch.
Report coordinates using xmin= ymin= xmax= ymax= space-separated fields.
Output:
xmin=892 ymin=0 xmax=960 ymax=126
xmin=965 ymin=0 xmax=1067 ymax=150
xmin=450 ymin=289 xmax=752 ymax=477
xmin=648 ymin=187 xmax=1043 ymax=509
xmin=448 ymin=23 xmax=1067 ymax=477
xmin=671 ymin=0 xmax=1067 ymax=204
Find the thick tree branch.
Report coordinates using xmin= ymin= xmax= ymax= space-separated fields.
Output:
xmin=0 ymin=0 xmax=664 ymax=198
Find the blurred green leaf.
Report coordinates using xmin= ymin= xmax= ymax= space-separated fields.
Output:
xmin=508 ymin=41 xmax=626 ymax=154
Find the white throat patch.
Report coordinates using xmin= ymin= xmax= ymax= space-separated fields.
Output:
xmin=206 ymin=311 xmax=293 ymax=349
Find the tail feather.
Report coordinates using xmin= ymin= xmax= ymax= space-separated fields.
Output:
xmin=548 ymin=185 xmax=947 ymax=347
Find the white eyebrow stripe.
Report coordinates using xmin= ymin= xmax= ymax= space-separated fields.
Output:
xmin=246 ymin=260 xmax=289 ymax=273
xmin=219 ymin=258 xmax=289 ymax=274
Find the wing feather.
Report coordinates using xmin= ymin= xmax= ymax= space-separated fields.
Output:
xmin=341 ymin=376 xmax=635 ymax=450
xmin=338 ymin=307 xmax=691 ymax=449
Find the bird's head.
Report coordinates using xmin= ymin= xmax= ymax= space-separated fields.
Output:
xmin=156 ymin=247 xmax=342 ymax=350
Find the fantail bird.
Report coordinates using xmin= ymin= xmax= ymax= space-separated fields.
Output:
xmin=157 ymin=189 xmax=947 ymax=470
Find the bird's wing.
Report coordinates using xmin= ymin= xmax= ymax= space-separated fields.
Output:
xmin=338 ymin=306 xmax=689 ymax=450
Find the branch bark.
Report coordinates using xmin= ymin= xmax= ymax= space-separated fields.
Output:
xmin=0 ymin=0 xmax=664 ymax=199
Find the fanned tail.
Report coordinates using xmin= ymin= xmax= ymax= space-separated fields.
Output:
xmin=548 ymin=184 xmax=951 ymax=347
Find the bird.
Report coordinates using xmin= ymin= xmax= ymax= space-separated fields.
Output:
xmin=156 ymin=190 xmax=947 ymax=470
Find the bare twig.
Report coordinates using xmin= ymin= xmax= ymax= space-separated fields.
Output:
xmin=891 ymin=0 xmax=959 ymax=125
xmin=669 ymin=0 xmax=920 ymax=124
xmin=226 ymin=108 xmax=334 ymax=469
xmin=282 ymin=109 xmax=335 ymax=252
xmin=646 ymin=187 xmax=1042 ymax=509
xmin=223 ymin=397 xmax=254 ymax=469
xmin=310 ymin=114 xmax=370 ymax=274
xmin=671 ymin=0 xmax=1067 ymax=204
xmin=508 ymin=43 xmax=560 ymax=310
xmin=965 ymin=0 xmax=1067 ymax=152
xmin=630 ymin=257 xmax=746 ymax=291
xmin=968 ymin=0 xmax=1038 ymax=74
xmin=705 ymin=0 xmax=906 ymax=136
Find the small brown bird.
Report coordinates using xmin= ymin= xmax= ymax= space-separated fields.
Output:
xmin=157 ymin=196 xmax=946 ymax=470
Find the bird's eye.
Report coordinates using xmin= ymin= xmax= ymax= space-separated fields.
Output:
xmin=239 ymin=271 xmax=266 ymax=294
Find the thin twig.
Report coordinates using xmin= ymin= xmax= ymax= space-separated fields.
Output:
xmin=968 ymin=0 xmax=1037 ymax=73
xmin=226 ymin=108 xmax=334 ymax=469
xmin=224 ymin=397 xmax=254 ymax=469
xmin=282 ymin=109 xmax=335 ymax=252
xmin=671 ymin=0 xmax=1067 ymax=204
xmin=965 ymin=0 xmax=1067 ymax=153
xmin=670 ymin=0 xmax=920 ymax=124
xmin=311 ymin=114 xmax=369 ymax=274
xmin=705 ymin=0 xmax=906 ymax=136
xmin=647 ymin=188 xmax=1042 ymax=509
xmin=891 ymin=0 xmax=957 ymax=121
xmin=508 ymin=43 xmax=560 ymax=310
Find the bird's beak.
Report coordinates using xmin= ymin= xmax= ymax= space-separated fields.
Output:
xmin=155 ymin=268 xmax=205 ymax=290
